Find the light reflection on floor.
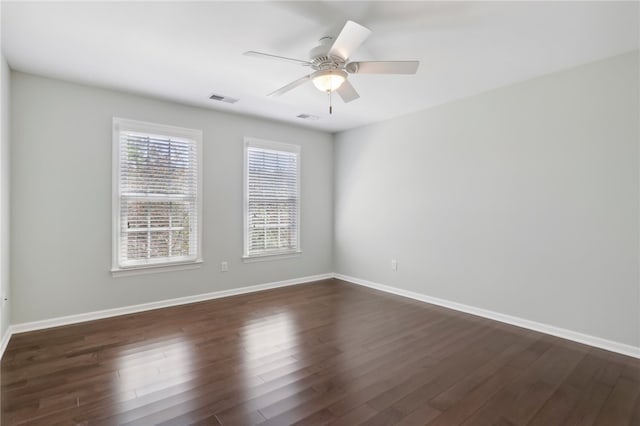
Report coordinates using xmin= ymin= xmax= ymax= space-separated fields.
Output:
xmin=115 ymin=335 xmax=195 ymax=404
xmin=111 ymin=312 xmax=303 ymax=415
xmin=239 ymin=311 xmax=300 ymax=396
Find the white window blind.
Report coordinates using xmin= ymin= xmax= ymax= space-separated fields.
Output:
xmin=244 ymin=139 xmax=300 ymax=258
xmin=113 ymin=118 xmax=202 ymax=272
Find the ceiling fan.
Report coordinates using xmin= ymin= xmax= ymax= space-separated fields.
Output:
xmin=244 ymin=20 xmax=419 ymax=112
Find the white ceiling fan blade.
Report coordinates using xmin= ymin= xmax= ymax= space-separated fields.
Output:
xmin=328 ymin=20 xmax=372 ymax=60
xmin=347 ymin=61 xmax=420 ymax=74
xmin=244 ymin=51 xmax=312 ymax=66
xmin=268 ymin=75 xmax=312 ymax=97
xmin=336 ymin=79 xmax=360 ymax=103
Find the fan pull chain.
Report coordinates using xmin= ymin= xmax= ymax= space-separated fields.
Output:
xmin=328 ymin=90 xmax=333 ymax=115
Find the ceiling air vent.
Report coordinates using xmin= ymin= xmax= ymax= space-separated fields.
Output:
xmin=209 ymin=93 xmax=239 ymax=104
xmin=296 ymin=114 xmax=320 ymax=121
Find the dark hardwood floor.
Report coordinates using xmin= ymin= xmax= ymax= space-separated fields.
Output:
xmin=2 ymin=278 xmax=639 ymax=425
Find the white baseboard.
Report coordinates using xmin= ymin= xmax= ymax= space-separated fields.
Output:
xmin=334 ymin=273 xmax=640 ymax=359
xmin=0 ymin=326 xmax=11 ymax=360
xmin=3 ymin=272 xmax=638 ymax=361
xmin=8 ymin=273 xmax=333 ymax=336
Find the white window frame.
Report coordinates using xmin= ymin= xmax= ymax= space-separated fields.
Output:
xmin=243 ymin=137 xmax=301 ymax=261
xmin=112 ymin=118 xmax=203 ymax=276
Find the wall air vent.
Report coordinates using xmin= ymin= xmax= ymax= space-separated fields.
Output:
xmin=296 ymin=114 xmax=320 ymax=121
xmin=209 ymin=94 xmax=239 ymax=104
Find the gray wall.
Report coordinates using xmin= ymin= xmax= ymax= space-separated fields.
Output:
xmin=11 ymin=72 xmax=333 ymax=324
xmin=1 ymin=54 xmax=10 ymax=338
xmin=334 ymin=51 xmax=640 ymax=348
xmin=9 ymin=52 xmax=640 ymax=350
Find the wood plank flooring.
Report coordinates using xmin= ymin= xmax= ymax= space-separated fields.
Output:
xmin=2 ymin=278 xmax=639 ymax=425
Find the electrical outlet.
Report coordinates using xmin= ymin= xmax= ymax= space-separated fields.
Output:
xmin=391 ymin=259 xmax=398 ymax=271
xmin=220 ymin=261 xmax=228 ymax=272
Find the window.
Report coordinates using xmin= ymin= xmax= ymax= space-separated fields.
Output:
xmin=244 ymin=138 xmax=300 ymax=260
xmin=112 ymin=118 xmax=202 ymax=274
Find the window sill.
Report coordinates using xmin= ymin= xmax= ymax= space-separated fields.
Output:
xmin=242 ymin=251 xmax=302 ymax=263
xmin=111 ymin=260 xmax=203 ymax=278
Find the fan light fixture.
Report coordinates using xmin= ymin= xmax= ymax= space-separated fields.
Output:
xmin=311 ymin=69 xmax=347 ymax=93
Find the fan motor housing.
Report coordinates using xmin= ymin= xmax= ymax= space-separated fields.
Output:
xmin=309 ymin=38 xmax=346 ymax=71
xmin=311 ymin=55 xmax=345 ymax=70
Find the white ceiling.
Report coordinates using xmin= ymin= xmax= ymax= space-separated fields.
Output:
xmin=2 ymin=1 xmax=638 ymax=133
